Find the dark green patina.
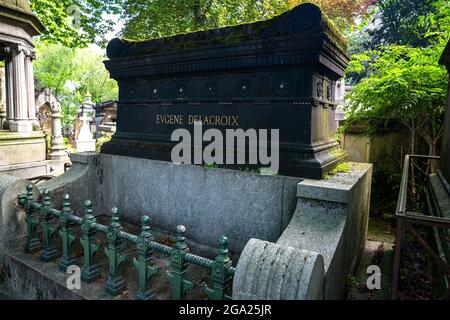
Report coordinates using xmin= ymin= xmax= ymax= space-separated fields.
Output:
xmin=204 ymin=236 xmax=233 ymax=300
xmin=133 ymin=215 xmax=158 ymax=300
xmin=20 ymin=185 xmax=41 ymax=253
xmin=80 ymin=200 xmax=100 ymax=283
xmin=59 ymin=194 xmax=77 ymax=272
xmin=167 ymin=225 xmax=194 ymax=300
xmin=19 ymin=187 xmax=236 ymax=300
xmin=39 ymin=189 xmax=59 ymax=262
xmin=104 ymin=207 xmax=127 ymax=296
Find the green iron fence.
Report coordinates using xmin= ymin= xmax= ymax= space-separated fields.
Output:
xmin=19 ymin=185 xmax=235 ymax=300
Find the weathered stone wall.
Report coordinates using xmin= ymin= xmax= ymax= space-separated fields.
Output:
xmin=28 ymin=154 xmax=373 ymax=300
xmin=0 ymin=174 xmax=39 ymax=243
xmin=39 ymin=152 xmax=102 ymax=214
xmin=40 ymin=153 xmax=301 ymax=254
xmin=0 ymin=132 xmax=46 ymax=166
xmin=278 ymin=162 xmax=372 ymax=299
xmin=0 ymin=174 xmax=39 ymax=298
xmin=233 ymin=162 xmax=372 ymax=300
xmin=343 ymin=127 xmax=410 ymax=165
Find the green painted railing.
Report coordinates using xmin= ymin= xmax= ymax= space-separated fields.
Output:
xmin=19 ymin=185 xmax=235 ymax=300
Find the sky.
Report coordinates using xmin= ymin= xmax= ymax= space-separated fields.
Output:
xmin=89 ymin=13 xmax=124 ymax=55
xmin=103 ymin=13 xmax=125 ymax=42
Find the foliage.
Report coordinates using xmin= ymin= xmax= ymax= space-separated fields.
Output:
xmin=120 ymin=0 xmax=372 ymax=41
xmin=295 ymin=0 xmax=373 ymax=26
xmin=27 ymin=0 xmax=373 ymax=46
xmin=370 ymin=0 xmax=437 ymax=48
xmin=346 ymin=44 xmax=448 ymax=159
xmin=330 ymin=162 xmax=353 ymax=175
xmin=64 ymin=137 xmax=77 ymax=153
xmin=95 ymin=132 xmax=113 ymax=152
xmin=33 ymin=42 xmax=78 ymax=97
xmin=424 ymin=0 xmax=450 ymax=46
xmin=30 ymin=0 xmax=122 ymax=47
xmin=346 ymin=8 xmax=378 ymax=56
xmin=323 ymin=161 xmax=353 ymax=179
xmin=34 ymin=42 xmax=118 ymax=126
xmin=345 ymin=0 xmax=450 ymax=165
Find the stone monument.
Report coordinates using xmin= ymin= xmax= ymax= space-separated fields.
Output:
xmin=47 ymin=101 xmax=69 ymax=161
xmin=103 ymin=3 xmax=348 ymax=179
xmin=94 ymin=100 xmax=117 ymax=137
xmin=0 ymin=0 xmax=69 ymax=178
xmin=74 ymin=93 xmax=96 ymax=152
xmin=0 ymin=0 xmax=44 ymax=132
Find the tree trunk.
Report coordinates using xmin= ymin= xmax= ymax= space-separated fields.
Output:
xmin=193 ymin=0 xmax=203 ymax=29
xmin=428 ymin=142 xmax=438 ymax=173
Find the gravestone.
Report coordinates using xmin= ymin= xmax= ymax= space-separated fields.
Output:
xmin=103 ymin=3 xmax=349 ymax=179
xmin=94 ymin=100 xmax=117 ymax=136
xmin=35 ymin=88 xmax=60 ymax=136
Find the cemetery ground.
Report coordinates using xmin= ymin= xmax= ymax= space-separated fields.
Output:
xmin=348 ymin=200 xmax=436 ymax=300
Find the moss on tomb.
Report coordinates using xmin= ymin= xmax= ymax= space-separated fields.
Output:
xmin=120 ymin=3 xmax=347 ymax=57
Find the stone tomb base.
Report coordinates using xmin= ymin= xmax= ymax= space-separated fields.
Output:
xmin=0 ymin=131 xmax=67 ymax=179
xmin=0 ymin=153 xmax=372 ymax=300
xmin=0 ymin=131 xmax=46 ymax=166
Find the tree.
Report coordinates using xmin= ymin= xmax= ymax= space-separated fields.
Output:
xmin=425 ymin=0 xmax=450 ymax=47
xmin=121 ymin=0 xmax=372 ymax=41
xmin=346 ymin=44 xmax=448 ymax=171
xmin=121 ymin=0 xmax=282 ymax=40
xmin=346 ymin=0 xmax=450 ymax=155
xmin=370 ymin=0 xmax=437 ymax=48
xmin=30 ymin=0 xmax=122 ymax=47
xmin=74 ymin=47 xmax=119 ymax=104
xmin=289 ymin=0 xmax=373 ymax=27
xmin=34 ymin=42 xmax=118 ymax=125
xmin=33 ymin=42 xmax=78 ymax=98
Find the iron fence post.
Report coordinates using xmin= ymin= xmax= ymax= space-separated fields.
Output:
xmin=40 ymin=189 xmax=59 ymax=262
xmin=21 ymin=184 xmax=41 ymax=253
xmin=167 ymin=225 xmax=194 ymax=300
xmin=204 ymin=236 xmax=233 ymax=300
xmin=105 ymin=207 xmax=127 ymax=296
xmin=80 ymin=200 xmax=100 ymax=283
xmin=133 ymin=215 xmax=158 ymax=300
xmin=59 ymin=194 xmax=77 ymax=272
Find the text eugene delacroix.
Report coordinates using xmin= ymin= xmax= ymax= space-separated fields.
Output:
xmin=156 ymin=114 xmax=240 ymax=127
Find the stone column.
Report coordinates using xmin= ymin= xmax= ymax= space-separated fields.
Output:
xmin=4 ymin=55 xmax=15 ymax=128
xmin=47 ymin=102 xmax=69 ymax=161
xmin=7 ymin=45 xmax=33 ymax=132
xmin=25 ymin=49 xmax=38 ymax=127
xmin=0 ymin=67 xmax=6 ymax=129
xmin=74 ymin=93 xmax=96 ymax=152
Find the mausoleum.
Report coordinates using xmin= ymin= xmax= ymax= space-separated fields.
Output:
xmin=0 ymin=0 xmax=68 ymax=178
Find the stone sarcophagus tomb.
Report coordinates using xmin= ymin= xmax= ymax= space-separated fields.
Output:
xmin=103 ymin=3 xmax=348 ymax=178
